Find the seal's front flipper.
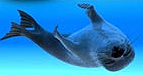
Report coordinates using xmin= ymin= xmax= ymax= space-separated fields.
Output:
xmin=1 ymin=22 xmax=27 ymax=40
xmin=53 ymin=26 xmax=80 ymax=55
xmin=78 ymin=3 xmax=103 ymax=23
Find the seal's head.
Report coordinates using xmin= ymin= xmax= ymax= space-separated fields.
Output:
xmin=98 ymin=41 xmax=135 ymax=71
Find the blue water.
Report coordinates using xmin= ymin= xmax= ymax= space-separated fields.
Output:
xmin=0 ymin=1 xmax=143 ymax=76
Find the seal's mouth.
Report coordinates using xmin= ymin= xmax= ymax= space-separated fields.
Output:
xmin=111 ymin=46 xmax=125 ymax=58
xmin=103 ymin=46 xmax=127 ymax=66
xmin=98 ymin=44 xmax=135 ymax=71
xmin=103 ymin=46 xmax=125 ymax=66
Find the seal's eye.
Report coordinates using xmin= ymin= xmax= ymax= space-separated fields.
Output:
xmin=112 ymin=46 xmax=124 ymax=58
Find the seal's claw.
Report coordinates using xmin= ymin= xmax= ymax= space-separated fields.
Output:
xmin=78 ymin=3 xmax=93 ymax=9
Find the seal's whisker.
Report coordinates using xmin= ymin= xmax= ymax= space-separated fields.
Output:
xmin=130 ymin=36 xmax=139 ymax=45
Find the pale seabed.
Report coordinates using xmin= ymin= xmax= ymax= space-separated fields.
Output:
xmin=0 ymin=0 xmax=143 ymax=76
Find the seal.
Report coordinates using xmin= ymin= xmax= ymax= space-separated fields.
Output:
xmin=1 ymin=3 xmax=135 ymax=71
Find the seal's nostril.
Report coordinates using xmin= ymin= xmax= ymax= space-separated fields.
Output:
xmin=112 ymin=46 xmax=124 ymax=58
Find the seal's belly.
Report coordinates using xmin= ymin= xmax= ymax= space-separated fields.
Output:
xmin=67 ymin=26 xmax=107 ymax=67
xmin=69 ymin=23 xmax=127 ymax=49
xmin=68 ymin=25 xmax=116 ymax=51
xmin=67 ymin=24 xmax=127 ymax=67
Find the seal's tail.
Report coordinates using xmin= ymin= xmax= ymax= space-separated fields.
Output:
xmin=1 ymin=10 xmax=42 ymax=40
xmin=1 ymin=22 xmax=27 ymax=40
xmin=18 ymin=10 xmax=41 ymax=30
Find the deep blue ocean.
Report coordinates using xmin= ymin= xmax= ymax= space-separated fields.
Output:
xmin=0 ymin=1 xmax=143 ymax=76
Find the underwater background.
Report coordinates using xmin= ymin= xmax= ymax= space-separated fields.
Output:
xmin=0 ymin=0 xmax=143 ymax=76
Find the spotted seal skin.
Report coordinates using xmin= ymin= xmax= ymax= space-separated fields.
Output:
xmin=1 ymin=3 xmax=135 ymax=71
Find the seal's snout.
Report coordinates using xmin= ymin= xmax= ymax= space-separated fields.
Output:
xmin=111 ymin=46 xmax=125 ymax=58
xmin=101 ymin=43 xmax=135 ymax=71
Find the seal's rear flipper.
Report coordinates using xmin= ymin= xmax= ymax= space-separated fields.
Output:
xmin=1 ymin=10 xmax=43 ymax=40
xmin=18 ymin=10 xmax=42 ymax=31
xmin=1 ymin=22 xmax=26 ymax=40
